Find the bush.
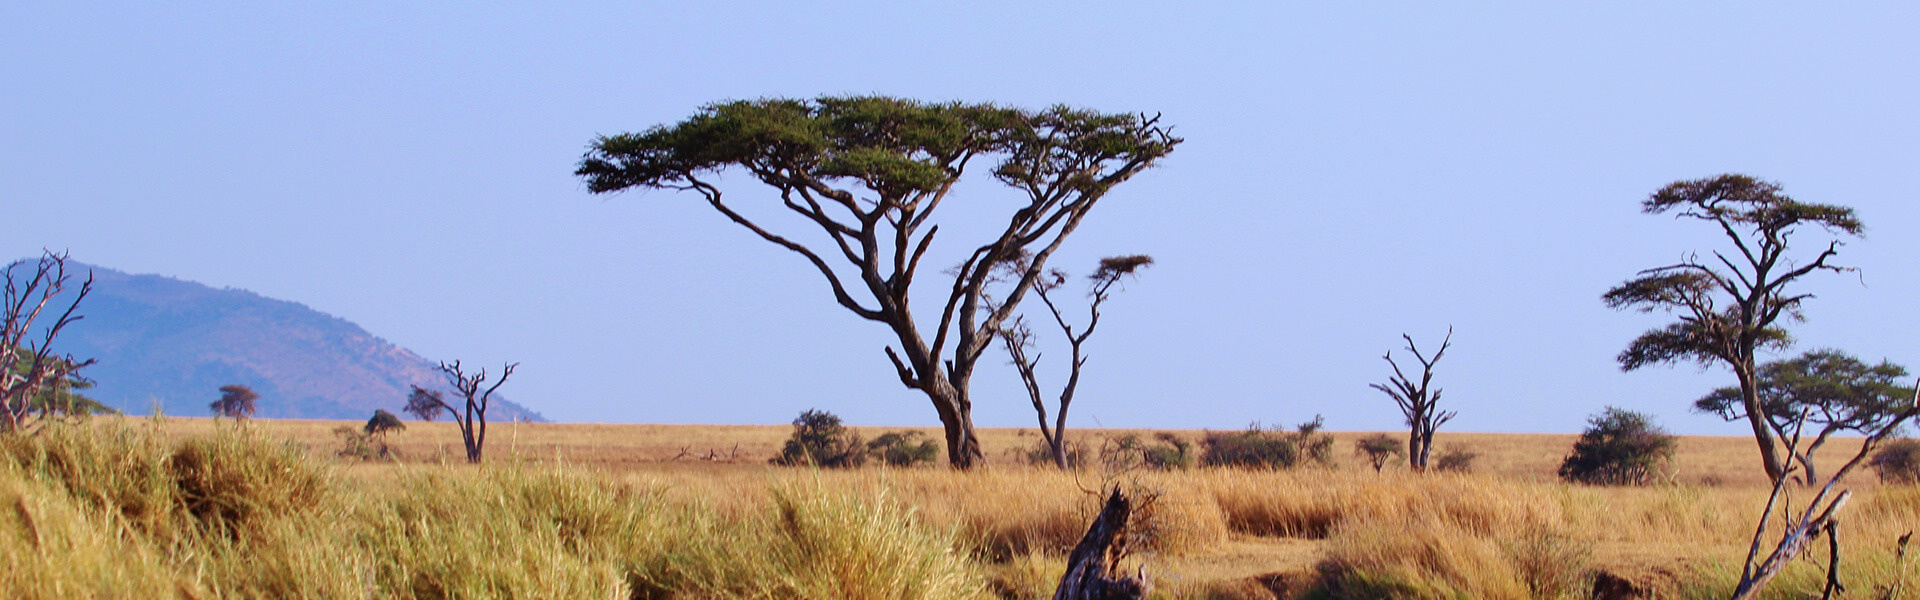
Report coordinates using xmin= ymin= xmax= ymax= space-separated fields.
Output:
xmin=772 ymin=409 xmax=866 ymax=468
xmin=1013 ymin=438 xmax=1087 ymax=468
xmin=1354 ymin=434 xmax=1405 ymax=472
xmin=1098 ymin=432 xmax=1193 ymax=471
xmin=866 ymin=431 xmax=940 ymax=467
xmin=1202 ymin=416 xmax=1334 ymax=470
xmin=1870 ymin=438 xmax=1920 ymax=484
xmin=1434 ymin=445 xmax=1479 ymax=473
xmin=1558 ymin=407 xmax=1676 ymax=485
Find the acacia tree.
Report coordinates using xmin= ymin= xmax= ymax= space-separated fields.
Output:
xmin=577 ymin=96 xmax=1179 ymax=468
xmin=993 ymin=254 xmax=1152 ymax=470
xmin=403 ymin=360 xmax=514 ymax=463
xmin=2 ymin=251 xmax=96 ymax=433
xmin=1695 ymin=349 xmax=1913 ymax=485
xmin=1604 ymin=174 xmax=1863 ymax=483
xmin=1369 ymin=329 xmax=1455 ymax=471
xmin=210 ymin=384 xmax=258 ymax=419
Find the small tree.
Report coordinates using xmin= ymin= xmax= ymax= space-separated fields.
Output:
xmin=1370 ymin=329 xmax=1456 ymax=471
xmin=1354 ymin=433 xmax=1405 ymax=472
xmin=1558 ymin=407 xmax=1677 ymax=486
xmin=210 ymin=384 xmax=259 ymax=420
xmin=402 ymin=360 xmax=515 ymax=463
xmin=1694 ymin=349 xmax=1914 ymax=484
xmin=772 ymin=409 xmax=866 ymax=468
xmin=993 ymin=254 xmax=1153 ymax=470
xmin=365 ymin=409 xmax=406 ymax=437
xmin=1604 ymin=174 xmax=1863 ymax=484
xmin=2 ymin=251 xmax=96 ymax=433
xmin=1869 ymin=438 xmax=1920 ymax=484
xmin=8 ymin=347 xmax=112 ymax=417
xmin=866 ymin=430 xmax=940 ymax=467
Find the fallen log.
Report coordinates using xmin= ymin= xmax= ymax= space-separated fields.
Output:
xmin=1053 ymin=489 xmax=1149 ymax=600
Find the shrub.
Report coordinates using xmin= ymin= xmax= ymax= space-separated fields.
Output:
xmin=1435 ymin=445 xmax=1480 ymax=473
xmin=1202 ymin=416 xmax=1333 ymax=470
xmin=867 ymin=430 xmax=940 ymax=467
xmin=1098 ymin=432 xmax=1192 ymax=471
xmin=1870 ymin=438 xmax=1920 ymax=484
xmin=772 ymin=409 xmax=866 ymax=468
xmin=1558 ymin=407 xmax=1676 ymax=485
xmin=1354 ymin=434 xmax=1405 ymax=472
xmin=365 ymin=409 xmax=406 ymax=436
xmin=1013 ymin=438 xmax=1087 ymax=468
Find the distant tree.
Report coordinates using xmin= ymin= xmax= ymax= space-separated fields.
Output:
xmin=9 ymin=347 xmax=113 ymax=417
xmin=1370 ymin=329 xmax=1456 ymax=471
xmin=578 ymin=96 xmax=1180 ymax=469
xmin=210 ymin=384 xmax=259 ymax=420
xmin=1604 ymin=174 xmax=1863 ymax=484
xmin=1354 ymin=433 xmax=1405 ymax=472
xmin=1870 ymin=438 xmax=1920 ymax=484
xmin=865 ymin=430 xmax=940 ymax=467
xmin=992 ymin=253 xmax=1153 ymax=470
xmin=2 ymin=251 xmax=96 ymax=433
xmin=365 ymin=409 xmax=406 ymax=437
xmin=401 ymin=360 xmax=515 ymax=463
xmin=1558 ymin=407 xmax=1677 ymax=486
xmin=1694 ymin=349 xmax=1914 ymax=484
xmin=773 ymin=409 xmax=866 ymax=468
xmin=1202 ymin=416 xmax=1333 ymax=470
xmin=1433 ymin=445 xmax=1479 ymax=473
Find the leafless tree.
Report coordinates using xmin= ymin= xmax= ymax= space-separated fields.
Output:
xmin=994 ymin=254 xmax=1152 ymax=470
xmin=2 ymin=251 xmax=96 ymax=433
xmin=209 ymin=384 xmax=259 ymax=419
xmin=578 ymin=98 xmax=1179 ymax=468
xmin=404 ymin=360 xmax=514 ymax=463
xmin=1730 ymin=380 xmax=1920 ymax=600
xmin=1370 ymin=329 xmax=1455 ymax=471
xmin=1605 ymin=174 xmax=1863 ymax=484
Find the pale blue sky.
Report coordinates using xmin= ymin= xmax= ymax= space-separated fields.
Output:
xmin=5 ymin=3 xmax=1916 ymax=434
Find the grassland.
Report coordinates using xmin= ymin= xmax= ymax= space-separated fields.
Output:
xmin=3 ymin=416 xmax=1916 ymax=599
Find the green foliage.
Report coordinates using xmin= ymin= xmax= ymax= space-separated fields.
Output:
xmin=7 ymin=347 xmax=114 ymax=416
xmin=867 ymin=430 xmax=940 ymax=467
xmin=1354 ymin=434 xmax=1406 ymax=472
xmin=773 ymin=409 xmax=867 ymax=468
xmin=1203 ymin=416 xmax=1334 ymax=470
xmin=1558 ymin=407 xmax=1677 ymax=485
xmin=365 ymin=409 xmax=406 ymax=436
xmin=1097 ymin=432 xmax=1192 ymax=471
xmin=1870 ymin=438 xmax=1920 ymax=484
xmin=1694 ymin=349 xmax=1913 ymax=436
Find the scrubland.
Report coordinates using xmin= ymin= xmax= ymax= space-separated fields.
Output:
xmin=3 ymin=417 xmax=1916 ymax=599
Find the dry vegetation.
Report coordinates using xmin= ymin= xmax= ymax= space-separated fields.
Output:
xmin=3 ymin=417 xmax=1916 ymax=599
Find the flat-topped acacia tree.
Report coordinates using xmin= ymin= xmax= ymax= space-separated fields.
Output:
xmin=577 ymin=96 xmax=1179 ymax=468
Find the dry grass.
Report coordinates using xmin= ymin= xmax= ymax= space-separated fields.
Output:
xmin=6 ymin=417 xmax=1917 ymax=599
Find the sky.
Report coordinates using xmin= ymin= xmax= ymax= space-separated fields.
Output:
xmin=5 ymin=3 xmax=1916 ymax=435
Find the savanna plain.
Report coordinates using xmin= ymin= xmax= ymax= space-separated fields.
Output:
xmin=4 ymin=417 xmax=1916 ymax=600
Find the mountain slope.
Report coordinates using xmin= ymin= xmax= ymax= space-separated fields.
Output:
xmin=40 ymin=261 xmax=545 ymax=421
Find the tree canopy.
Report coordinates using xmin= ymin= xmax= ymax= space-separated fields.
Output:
xmin=1695 ymin=349 xmax=1914 ymax=483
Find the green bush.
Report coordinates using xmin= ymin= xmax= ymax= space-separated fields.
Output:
xmin=1435 ymin=445 xmax=1480 ymax=473
xmin=867 ymin=431 xmax=941 ymax=467
xmin=1097 ymin=432 xmax=1192 ymax=470
xmin=1558 ymin=407 xmax=1676 ymax=485
xmin=1354 ymin=434 xmax=1405 ymax=472
xmin=1870 ymin=438 xmax=1920 ymax=484
xmin=1202 ymin=416 xmax=1333 ymax=470
xmin=772 ymin=409 xmax=866 ymax=468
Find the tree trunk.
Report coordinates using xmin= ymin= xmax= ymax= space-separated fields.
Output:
xmin=1737 ymin=369 xmax=1790 ymax=483
xmin=1054 ymin=489 xmax=1148 ymax=600
xmin=928 ymin=382 xmax=985 ymax=469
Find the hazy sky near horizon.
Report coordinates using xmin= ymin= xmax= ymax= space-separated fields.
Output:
xmin=6 ymin=3 xmax=1917 ymax=434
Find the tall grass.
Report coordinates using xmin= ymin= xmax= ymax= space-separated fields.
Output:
xmin=5 ymin=421 xmax=1918 ymax=599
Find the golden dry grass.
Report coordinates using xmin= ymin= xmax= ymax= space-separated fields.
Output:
xmin=33 ymin=417 xmax=1920 ymax=599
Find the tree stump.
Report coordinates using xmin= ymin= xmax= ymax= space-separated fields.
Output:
xmin=1053 ymin=489 xmax=1149 ymax=600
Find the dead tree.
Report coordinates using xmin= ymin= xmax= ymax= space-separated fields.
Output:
xmin=1730 ymin=379 xmax=1920 ymax=600
xmin=404 ymin=360 xmax=515 ymax=463
xmin=1370 ymin=329 xmax=1456 ymax=471
xmin=994 ymin=255 xmax=1153 ymax=470
xmin=2 ymin=251 xmax=96 ymax=433
xmin=1054 ymin=489 xmax=1149 ymax=600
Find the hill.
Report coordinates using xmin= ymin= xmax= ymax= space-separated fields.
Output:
xmin=34 ymin=261 xmax=544 ymax=421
